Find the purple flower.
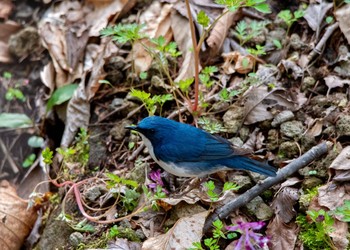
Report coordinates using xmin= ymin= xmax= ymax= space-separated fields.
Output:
xmin=147 ymin=169 xmax=168 ymax=194
xmin=226 ymin=221 xmax=269 ymax=250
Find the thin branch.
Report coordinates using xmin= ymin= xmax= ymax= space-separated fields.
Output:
xmin=203 ymin=141 xmax=330 ymax=232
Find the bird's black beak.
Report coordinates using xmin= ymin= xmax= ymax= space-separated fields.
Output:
xmin=125 ymin=125 xmax=137 ymax=131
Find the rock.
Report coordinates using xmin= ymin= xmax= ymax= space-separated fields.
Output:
xmin=110 ymin=119 xmax=132 ymax=141
xmin=69 ymin=232 xmax=84 ymax=247
xmin=290 ymin=33 xmax=305 ymax=50
xmin=267 ymin=129 xmax=279 ymax=151
xmin=280 ymin=120 xmax=304 ymax=139
xmin=245 ymin=196 xmax=273 ymax=221
xmin=278 ymin=141 xmax=299 ymax=159
xmin=229 ymin=174 xmax=253 ymax=192
xmin=336 ymin=115 xmax=350 ymax=137
xmin=228 ymin=137 xmax=243 ymax=147
xmin=271 ymin=110 xmax=295 ymax=127
xmin=302 ymin=177 xmax=323 ymax=190
xmin=301 ymin=76 xmax=316 ymax=92
xmin=85 ymin=185 xmax=107 ymax=202
xmin=223 ymin=106 xmax=245 ymax=133
xmin=9 ymin=27 xmax=40 ymax=58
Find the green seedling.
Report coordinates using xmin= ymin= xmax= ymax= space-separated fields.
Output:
xmin=278 ymin=9 xmax=305 ymax=34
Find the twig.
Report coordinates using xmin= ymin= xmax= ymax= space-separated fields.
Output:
xmin=203 ymin=141 xmax=330 ymax=232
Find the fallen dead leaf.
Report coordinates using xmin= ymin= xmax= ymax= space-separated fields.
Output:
xmin=129 ymin=2 xmax=173 ymax=74
xmin=266 ymin=216 xmax=298 ymax=250
xmin=243 ymin=86 xmax=303 ymax=125
xmin=324 ymin=75 xmax=350 ymax=96
xmin=0 ymin=0 xmax=13 ymax=20
xmin=271 ymin=186 xmax=299 ymax=223
xmin=0 ymin=180 xmax=38 ymax=250
xmin=142 ymin=211 xmax=208 ymax=250
xmin=172 ymin=11 xmax=197 ymax=82
xmin=207 ymin=10 xmax=239 ymax=58
xmin=335 ymin=3 xmax=350 ymax=45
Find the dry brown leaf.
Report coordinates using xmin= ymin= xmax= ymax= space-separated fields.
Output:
xmin=129 ymin=2 xmax=173 ymax=74
xmin=0 ymin=0 xmax=13 ymax=20
xmin=279 ymin=59 xmax=303 ymax=79
xmin=172 ymin=11 xmax=197 ymax=82
xmin=318 ymin=183 xmax=350 ymax=211
xmin=304 ymin=0 xmax=333 ymax=39
xmin=108 ymin=238 xmax=141 ymax=250
xmin=243 ymin=86 xmax=301 ymax=125
xmin=222 ymin=51 xmax=255 ymax=74
xmin=335 ymin=4 xmax=350 ymax=45
xmin=306 ymin=118 xmax=324 ymax=137
xmin=142 ymin=211 xmax=208 ymax=250
xmin=61 ymin=81 xmax=90 ymax=147
xmin=86 ymin=0 xmax=136 ymax=37
xmin=271 ymin=187 xmax=299 ymax=223
xmin=40 ymin=62 xmax=55 ymax=95
xmin=0 ymin=180 xmax=38 ymax=250
xmin=206 ymin=10 xmax=237 ymax=57
xmin=266 ymin=216 xmax=298 ymax=250
xmin=324 ymin=75 xmax=350 ymax=95
xmin=329 ymin=146 xmax=350 ymax=171
xmin=0 ymin=21 xmax=21 ymax=63
xmin=329 ymin=219 xmax=349 ymax=250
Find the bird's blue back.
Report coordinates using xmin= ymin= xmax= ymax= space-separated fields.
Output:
xmin=136 ymin=116 xmax=277 ymax=177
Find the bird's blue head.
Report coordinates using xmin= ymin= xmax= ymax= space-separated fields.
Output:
xmin=125 ymin=116 xmax=177 ymax=144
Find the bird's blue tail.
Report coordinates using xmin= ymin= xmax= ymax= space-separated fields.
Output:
xmin=226 ymin=156 xmax=277 ymax=177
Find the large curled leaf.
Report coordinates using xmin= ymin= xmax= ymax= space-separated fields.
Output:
xmin=46 ymin=83 xmax=78 ymax=111
xmin=0 ymin=113 xmax=33 ymax=128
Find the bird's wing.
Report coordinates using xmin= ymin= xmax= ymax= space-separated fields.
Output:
xmin=154 ymin=128 xmax=245 ymax=163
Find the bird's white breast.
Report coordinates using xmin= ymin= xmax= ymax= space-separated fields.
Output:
xmin=139 ymin=134 xmax=195 ymax=177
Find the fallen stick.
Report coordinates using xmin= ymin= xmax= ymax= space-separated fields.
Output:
xmin=203 ymin=141 xmax=330 ymax=232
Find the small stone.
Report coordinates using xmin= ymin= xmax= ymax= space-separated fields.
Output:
xmin=267 ymin=129 xmax=279 ymax=151
xmin=85 ymin=185 xmax=107 ymax=202
xmin=280 ymin=121 xmax=304 ymax=139
xmin=336 ymin=115 xmax=350 ymax=137
xmin=271 ymin=110 xmax=295 ymax=127
xmin=245 ymin=196 xmax=273 ymax=221
xmin=278 ymin=141 xmax=299 ymax=159
xmin=110 ymin=119 xmax=132 ymax=141
xmin=229 ymin=174 xmax=253 ymax=192
xmin=290 ymin=33 xmax=304 ymax=50
xmin=69 ymin=232 xmax=84 ymax=247
xmin=110 ymin=98 xmax=124 ymax=108
xmin=302 ymin=177 xmax=323 ymax=190
xmin=223 ymin=106 xmax=245 ymax=133
xmin=228 ymin=137 xmax=243 ymax=147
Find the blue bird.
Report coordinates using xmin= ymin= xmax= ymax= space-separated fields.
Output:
xmin=126 ymin=116 xmax=277 ymax=177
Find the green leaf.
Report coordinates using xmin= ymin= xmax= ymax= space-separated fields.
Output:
xmin=22 ymin=153 xmax=36 ymax=168
xmin=47 ymin=84 xmax=78 ymax=111
xmin=42 ymin=147 xmax=53 ymax=165
xmin=253 ymin=3 xmax=271 ymax=13
xmin=139 ymin=71 xmax=148 ymax=80
xmin=28 ymin=136 xmax=44 ymax=148
xmin=273 ymin=39 xmax=282 ymax=49
xmin=3 ymin=71 xmax=12 ymax=79
xmin=0 ymin=113 xmax=32 ymax=128
xmin=177 ymin=78 xmax=194 ymax=93
xmin=197 ymin=10 xmax=210 ymax=28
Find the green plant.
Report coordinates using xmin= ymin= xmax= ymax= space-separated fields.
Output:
xmin=46 ymin=83 xmax=79 ymax=111
xmin=190 ymin=219 xmax=228 ymax=250
xmin=6 ymin=87 xmax=26 ymax=102
xmin=296 ymin=209 xmax=336 ymax=250
xmin=247 ymin=44 xmax=266 ymax=57
xmin=199 ymin=66 xmax=218 ymax=88
xmin=22 ymin=153 xmax=36 ymax=168
xmin=130 ymin=88 xmax=173 ymax=116
xmin=106 ymin=172 xmax=140 ymax=212
xmin=333 ymin=200 xmax=350 ymax=222
xmin=100 ymin=23 xmax=146 ymax=44
xmin=198 ymin=117 xmax=226 ymax=134
xmin=299 ymin=186 xmax=319 ymax=209
xmin=203 ymin=180 xmax=239 ymax=202
xmin=278 ymin=9 xmax=305 ymax=34
xmin=234 ymin=20 xmax=269 ymax=46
